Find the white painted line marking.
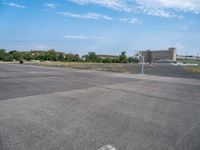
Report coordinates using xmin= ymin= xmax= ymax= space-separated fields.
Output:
xmin=98 ymin=144 xmax=117 ymax=150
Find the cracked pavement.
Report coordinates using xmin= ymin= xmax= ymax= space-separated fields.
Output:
xmin=0 ymin=64 xmax=200 ymax=150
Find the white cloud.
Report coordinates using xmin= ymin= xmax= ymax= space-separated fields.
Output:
xmin=64 ymin=35 xmax=88 ymax=40
xmin=3 ymin=2 xmax=26 ymax=8
xmin=141 ymin=8 xmax=177 ymax=17
xmin=119 ymin=17 xmax=142 ymax=24
xmin=64 ymin=35 xmax=108 ymax=40
xmin=58 ymin=12 xmax=113 ymax=20
xmin=70 ymin=0 xmax=200 ymax=16
xmin=58 ymin=11 xmax=143 ymax=25
xmin=129 ymin=18 xmax=142 ymax=24
xmin=136 ymin=0 xmax=200 ymax=14
xmin=35 ymin=45 xmax=51 ymax=50
xmin=44 ymin=3 xmax=59 ymax=9
xmin=70 ymin=0 xmax=133 ymax=12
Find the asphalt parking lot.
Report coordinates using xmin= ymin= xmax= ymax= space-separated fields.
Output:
xmin=0 ymin=64 xmax=200 ymax=150
xmin=141 ymin=64 xmax=200 ymax=79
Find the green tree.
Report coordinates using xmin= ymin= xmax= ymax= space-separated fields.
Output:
xmin=64 ymin=53 xmax=80 ymax=62
xmin=74 ymin=54 xmax=81 ymax=62
xmin=58 ymin=54 xmax=64 ymax=61
xmin=85 ymin=52 xmax=100 ymax=62
xmin=3 ymin=53 xmax=13 ymax=61
xmin=9 ymin=50 xmax=17 ymax=54
xmin=45 ymin=49 xmax=57 ymax=61
xmin=13 ymin=52 xmax=22 ymax=61
xmin=112 ymin=58 xmax=120 ymax=63
xmin=102 ymin=58 xmax=113 ymax=63
xmin=23 ymin=52 xmax=32 ymax=61
xmin=119 ymin=51 xmax=128 ymax=63
xmin=0 ymin=49 xmax=6 ymax=61
xmin=128 ymin=57 xmax=139 ymax=63
xmin=37 ymin=53 xmax=45 ymax=61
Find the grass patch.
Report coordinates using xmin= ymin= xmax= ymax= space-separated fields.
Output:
xmin=184 ymin=66 xmax=200 ymax=74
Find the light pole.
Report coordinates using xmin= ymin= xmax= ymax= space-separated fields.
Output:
xmin=185 ymin=52 xmax=187 ymax=63
xmin=137 ymin=53 xmax=144 ymax=75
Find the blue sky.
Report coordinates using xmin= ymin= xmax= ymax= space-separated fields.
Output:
xmin=0 ymin=0 xmax=200 ymax=56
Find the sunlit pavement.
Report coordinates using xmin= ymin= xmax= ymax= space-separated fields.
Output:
xmin=0 ymin=64 xmax=200 ymax=150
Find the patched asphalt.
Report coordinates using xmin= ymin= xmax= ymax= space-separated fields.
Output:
xmin=140 ymin=64 xmax=200 ymax=79
xmin=0 ymin=64 xmax=200 ymax=150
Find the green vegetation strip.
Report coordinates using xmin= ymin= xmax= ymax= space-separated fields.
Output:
xmin=0 ymin=49 xmax=138 ymax=63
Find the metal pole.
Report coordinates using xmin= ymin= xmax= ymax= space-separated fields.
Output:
xmin=142 ymin=56 xmax=144 ymax=75
xmin=137 ymin=53 xmax=144 ymax=75
xmin=185 ymin=52 xmax=187 ymax=63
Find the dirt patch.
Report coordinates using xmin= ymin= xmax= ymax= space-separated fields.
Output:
xmin=25 ymin=62 xmax=139 ymax=74
xmin=184 ymin=66 xmax=200 ymax=74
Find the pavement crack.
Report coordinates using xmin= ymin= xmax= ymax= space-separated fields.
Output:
xmin=173 ymin=123 xmax=199 ymax=149
xmin=99 ymin=85 xmax=200 ymax=106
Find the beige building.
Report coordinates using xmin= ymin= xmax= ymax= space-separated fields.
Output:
xmin=97 ymin=54 xmax=119 ymax=59
xmin=139 ymin=48 xmax=176 ymax=63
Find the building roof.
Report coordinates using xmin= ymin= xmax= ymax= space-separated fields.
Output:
xmin=97 ymin=54 xmax=119 ymax=59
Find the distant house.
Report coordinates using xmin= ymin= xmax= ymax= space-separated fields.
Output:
xmin=30 ymin=50 xmax=65 ymax=58
xmin=97 ymin=54 xmax=119 ymax=59
xmin=30 ymin=50 xmax=46 ymax=56
xmin=139 ymin=48 xmax=176 ymax=63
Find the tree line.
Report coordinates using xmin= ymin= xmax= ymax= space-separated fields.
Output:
xmin=0 ymin=49 xmax=138 ymax=63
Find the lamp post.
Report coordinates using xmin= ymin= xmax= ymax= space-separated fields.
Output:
xmin=185 ymin=52 xmax=187 ymax=63
xmin=137 ymin=53 xmax=144 ymax=75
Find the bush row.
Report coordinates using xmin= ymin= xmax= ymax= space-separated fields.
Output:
xmin=0 ymin=49 xmax=138 ymax=63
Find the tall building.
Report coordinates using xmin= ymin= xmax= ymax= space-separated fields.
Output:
xmin=139 ymin=48 xmax=176 ymax=63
